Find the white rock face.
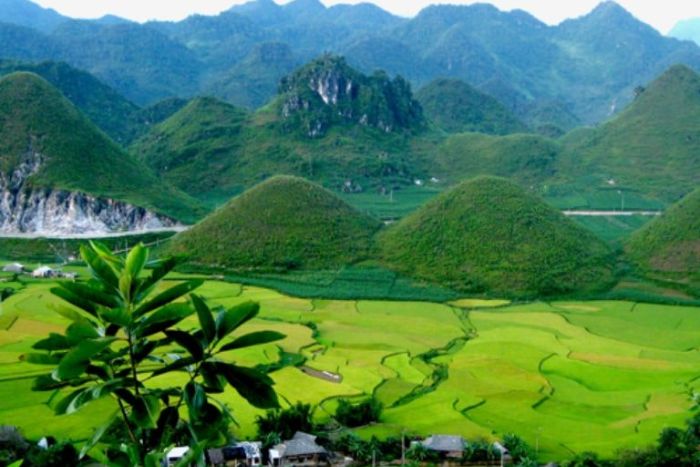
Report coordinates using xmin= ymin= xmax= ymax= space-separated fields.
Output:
xmin=0 ymin=150 xmax=176 ymax=236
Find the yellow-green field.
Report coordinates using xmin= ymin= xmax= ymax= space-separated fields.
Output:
xmin=0 ymin=273 xmax=698 ymax=462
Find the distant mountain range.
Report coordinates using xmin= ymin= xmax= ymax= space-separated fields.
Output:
xmin=2 ymin=0 xmax=700 ymax=128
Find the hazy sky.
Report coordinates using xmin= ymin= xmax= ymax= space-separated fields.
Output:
xmin=31 ymin=0 xmax=700 ymax=33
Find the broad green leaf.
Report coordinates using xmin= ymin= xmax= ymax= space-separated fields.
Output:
xmin=131 ymin=395 xmax=160 ymax=429
xmin=149 ymin=355 xmax=195 ymax=377
xmin=66 ymin=321 xmax=101 ymax=344
xmin=100 ymin=307 xmax=131 ymax=327
xmin=21 ymin=352 xmax=64 ymax=365
xmin=54 ymin=388 xmax=86 ymax=414
xmin=81 ymin=245 xmax=119 ymax=290
xmin=51 ymin=304 xmax=94 ymax=324
xmin=200 ymin=362 xmax=225 ymax=393
xmin=50 ymin=286 xmax=98 ymax=317
xmin=133 ymin=280 xmax=203 ymax=319
xmin=54 ymin=338 xmax=116 ymax=381
xmin=135 ymin=303 xmax=194 ymax=337
xmin=219 ymin=331 xmax=286 ymax=352
xmin=216 ymin=301 xmax=259 ymax=340
xmin=216 ymin=363 xmax=279 ymax=409
xmin=32 ymin=373 xmax=71 ymax=391
xmin=125 ymin=243 xmax=148 ymax=279
xmin=164 ymin=330 xmax=204 ymax=360
xmin=191 ymin=294 xmax=215 ymax=344
xmin=184 ymin=381 xmax=206 ymax=420
xmin=135 ymin=257 xmax=178 ymax=302
xmin=32 ymin=333 xmax=70 ymax=351
xmin=58 ymin=281 xmax=120 ymax=308
xmin=151 ymin=406 xmax=179 ymax=448
xmin=119 ymin=272 xmax=133 ymax=302
xmin=80 ymin=412 xmax=118 ymax=459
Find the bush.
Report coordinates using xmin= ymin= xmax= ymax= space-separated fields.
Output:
xmin=334 ymin=398 xmax=383 ymax=427
xmin=22 ymin=441 xmax=79 ymax=467
xmin=256 ymin=402 xmax=314 ymax=441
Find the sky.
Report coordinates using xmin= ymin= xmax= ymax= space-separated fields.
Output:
xmin=31 ymin=0 xmax=700 ymax=33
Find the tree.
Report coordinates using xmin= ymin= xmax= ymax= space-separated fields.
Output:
xmin=334 ymin=397 xmax=383 ymax=427
xmin=24 ymin=242 xmax=285 ymax=466
xmin=256 ymin=402 xmax=314 ymax=442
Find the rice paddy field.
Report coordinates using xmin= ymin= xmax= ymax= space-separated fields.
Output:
xmin=0 ymin=271 xmax=699 ymax=462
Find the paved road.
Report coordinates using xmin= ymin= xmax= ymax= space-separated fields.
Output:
xmin=0 ymin=226 xmax=189 ymax=240
xmin=562 ymin=210 xmax=662 ymax=217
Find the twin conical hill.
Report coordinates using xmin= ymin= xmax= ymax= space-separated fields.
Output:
xmin=378 ymin=176 xmax=615 ymax=297
xmin=0 ymin=72 xmax=205 ymax=223
xmin=626 ymin=188 xmax=700 ymax=275
xmin=168 ymin=176 xmax=381 ymax=270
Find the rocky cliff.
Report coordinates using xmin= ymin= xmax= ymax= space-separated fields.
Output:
xmin=0 ymin=149 xmax=176 ymax=235
xmin=278 ymin=55 xmax=423 ymax=137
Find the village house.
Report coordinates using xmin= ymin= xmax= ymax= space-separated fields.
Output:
xmin=31 ymin=266 xmax=56 ymax=278
xmin=165 ymin=446 xmax=190 ymax=466
xmin=269 ymin=432 xmax=329 ymax=467
xmin=207 ymin=441 xmax=262 ymax=467
xmin=2 ymin=263 xmax=24 ymax=274
xmin=421 ymin=435 xmax=467 ymax=459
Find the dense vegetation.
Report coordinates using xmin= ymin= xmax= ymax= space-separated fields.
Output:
xmin=626 ymin=188 xmax=700 ymax=277
xmin=133 ymin=97 xmax=249 ymax=201
xmin=415 ymin=78 xmax=528 ymax=135
xmin=168 ymin=176 xmax=381 ymax=270
xmin=277 ymin=54 xmax=424 ymax=137
xmin=378 ymin=176 xmax=616 ymax=297
xmin=0 ymin=72 xmax=206 ymax=222
xmin=556 ymin=65 xmax=700 ymax=203
xmin=1 ymin=0 xmax=699 ymax=128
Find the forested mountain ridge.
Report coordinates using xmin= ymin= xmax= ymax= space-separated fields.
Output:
xmin=1 ymin=0 xmax=699 ymax=129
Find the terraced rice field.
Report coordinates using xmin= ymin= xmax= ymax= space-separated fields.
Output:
xmin=0 ymin=275 xmax=698 ymax=462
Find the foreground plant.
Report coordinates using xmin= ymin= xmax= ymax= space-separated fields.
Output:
xmin=23 ymin=242 xmax=284 ymax=466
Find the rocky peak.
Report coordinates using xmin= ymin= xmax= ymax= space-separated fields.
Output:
xmin=278 ymin=55 xmax=423 ymax=137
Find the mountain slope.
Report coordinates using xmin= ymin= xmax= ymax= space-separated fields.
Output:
xmin=168 ymin=175 xmax=380 ymax=269
xmin=206 ymin=42 xmax=299 ymax=109
xmin=558 ymin=64 xmax=700 ymax=203
xmin=378 ymin=176 xmax=615 ymax=296
xmin=133 ymin=97 xmax=249 ymax=200
xmin=0 ymin=72 xmax=205 ymax=223
xmin=0 ymin=0 xmax=66 ymax=32
xmin=626 ymin=188 xmax=700 ymax=275
xmin=415 ymin=78 xmax=528 ymax=135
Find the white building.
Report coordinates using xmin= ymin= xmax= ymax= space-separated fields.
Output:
xmin=32 ymin=266 xmax=55 ymax=278
xmin=2 ymin=263 xmax=24 ymax=274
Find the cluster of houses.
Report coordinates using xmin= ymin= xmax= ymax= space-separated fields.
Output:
xmin=2 ymin=262 xmax=77 ymax=280
xmin=166 ymin=433 xmax=511 ymax=467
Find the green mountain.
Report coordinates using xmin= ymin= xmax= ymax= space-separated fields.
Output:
xmin=557 ymin=64 xmax=700 ymax=203
xmin=277 ymin=54 xmax=424 ymax=137
xmin=134 ymin=58 xmax=433 ymax=203
xmin=132 ymin=97 xmax=249 ymax=201
xmin=0 ymin=72 xmax=205 ymax=222
xmin=0 ymin=0 xmax=66 ymax=32
xmin=415 ymin=78 xmax=528 ymax=135
xmin=434 ymin=133 xmax=559 ymax=187
xmin=168 ymin=175 xmax=380 ymax=270
xmin=0 ymin=60 xmax=143 ymax=144
xmin=206 ymin=42 xmax=299 ymax=109
xmin=378 ymin=176 xmax=615 ymax=297
xmin=626 ymin=188 xmax=700 ymax=276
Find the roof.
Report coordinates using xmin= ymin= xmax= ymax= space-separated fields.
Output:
xmin=33 ymin=266 xmax=53 ymax=273
xmin=422 ymin=435 xmax=466 ymax=452
xmin=167 ymin=446 xmax=190 ymax=458
xmin=207 ymin=448 xmax=225 ymax=464
xmin=277 ymin=432 xmax=327 ymax=458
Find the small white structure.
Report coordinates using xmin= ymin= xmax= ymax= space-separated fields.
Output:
xmin=32 ymin=266 xmax=55 ymax=278
xmin=2 ymin=263 xmax=24 ymax=273
xmin=166 ymin=446 xmax=190 ymax=466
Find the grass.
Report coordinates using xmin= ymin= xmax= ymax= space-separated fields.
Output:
xmin=0 ymin=273 xmax=697 ymax=462
xmin=378 ymin=176 xmax=616 ymax=297
xmin=167 ymin=176 xmax=381 ymax=270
